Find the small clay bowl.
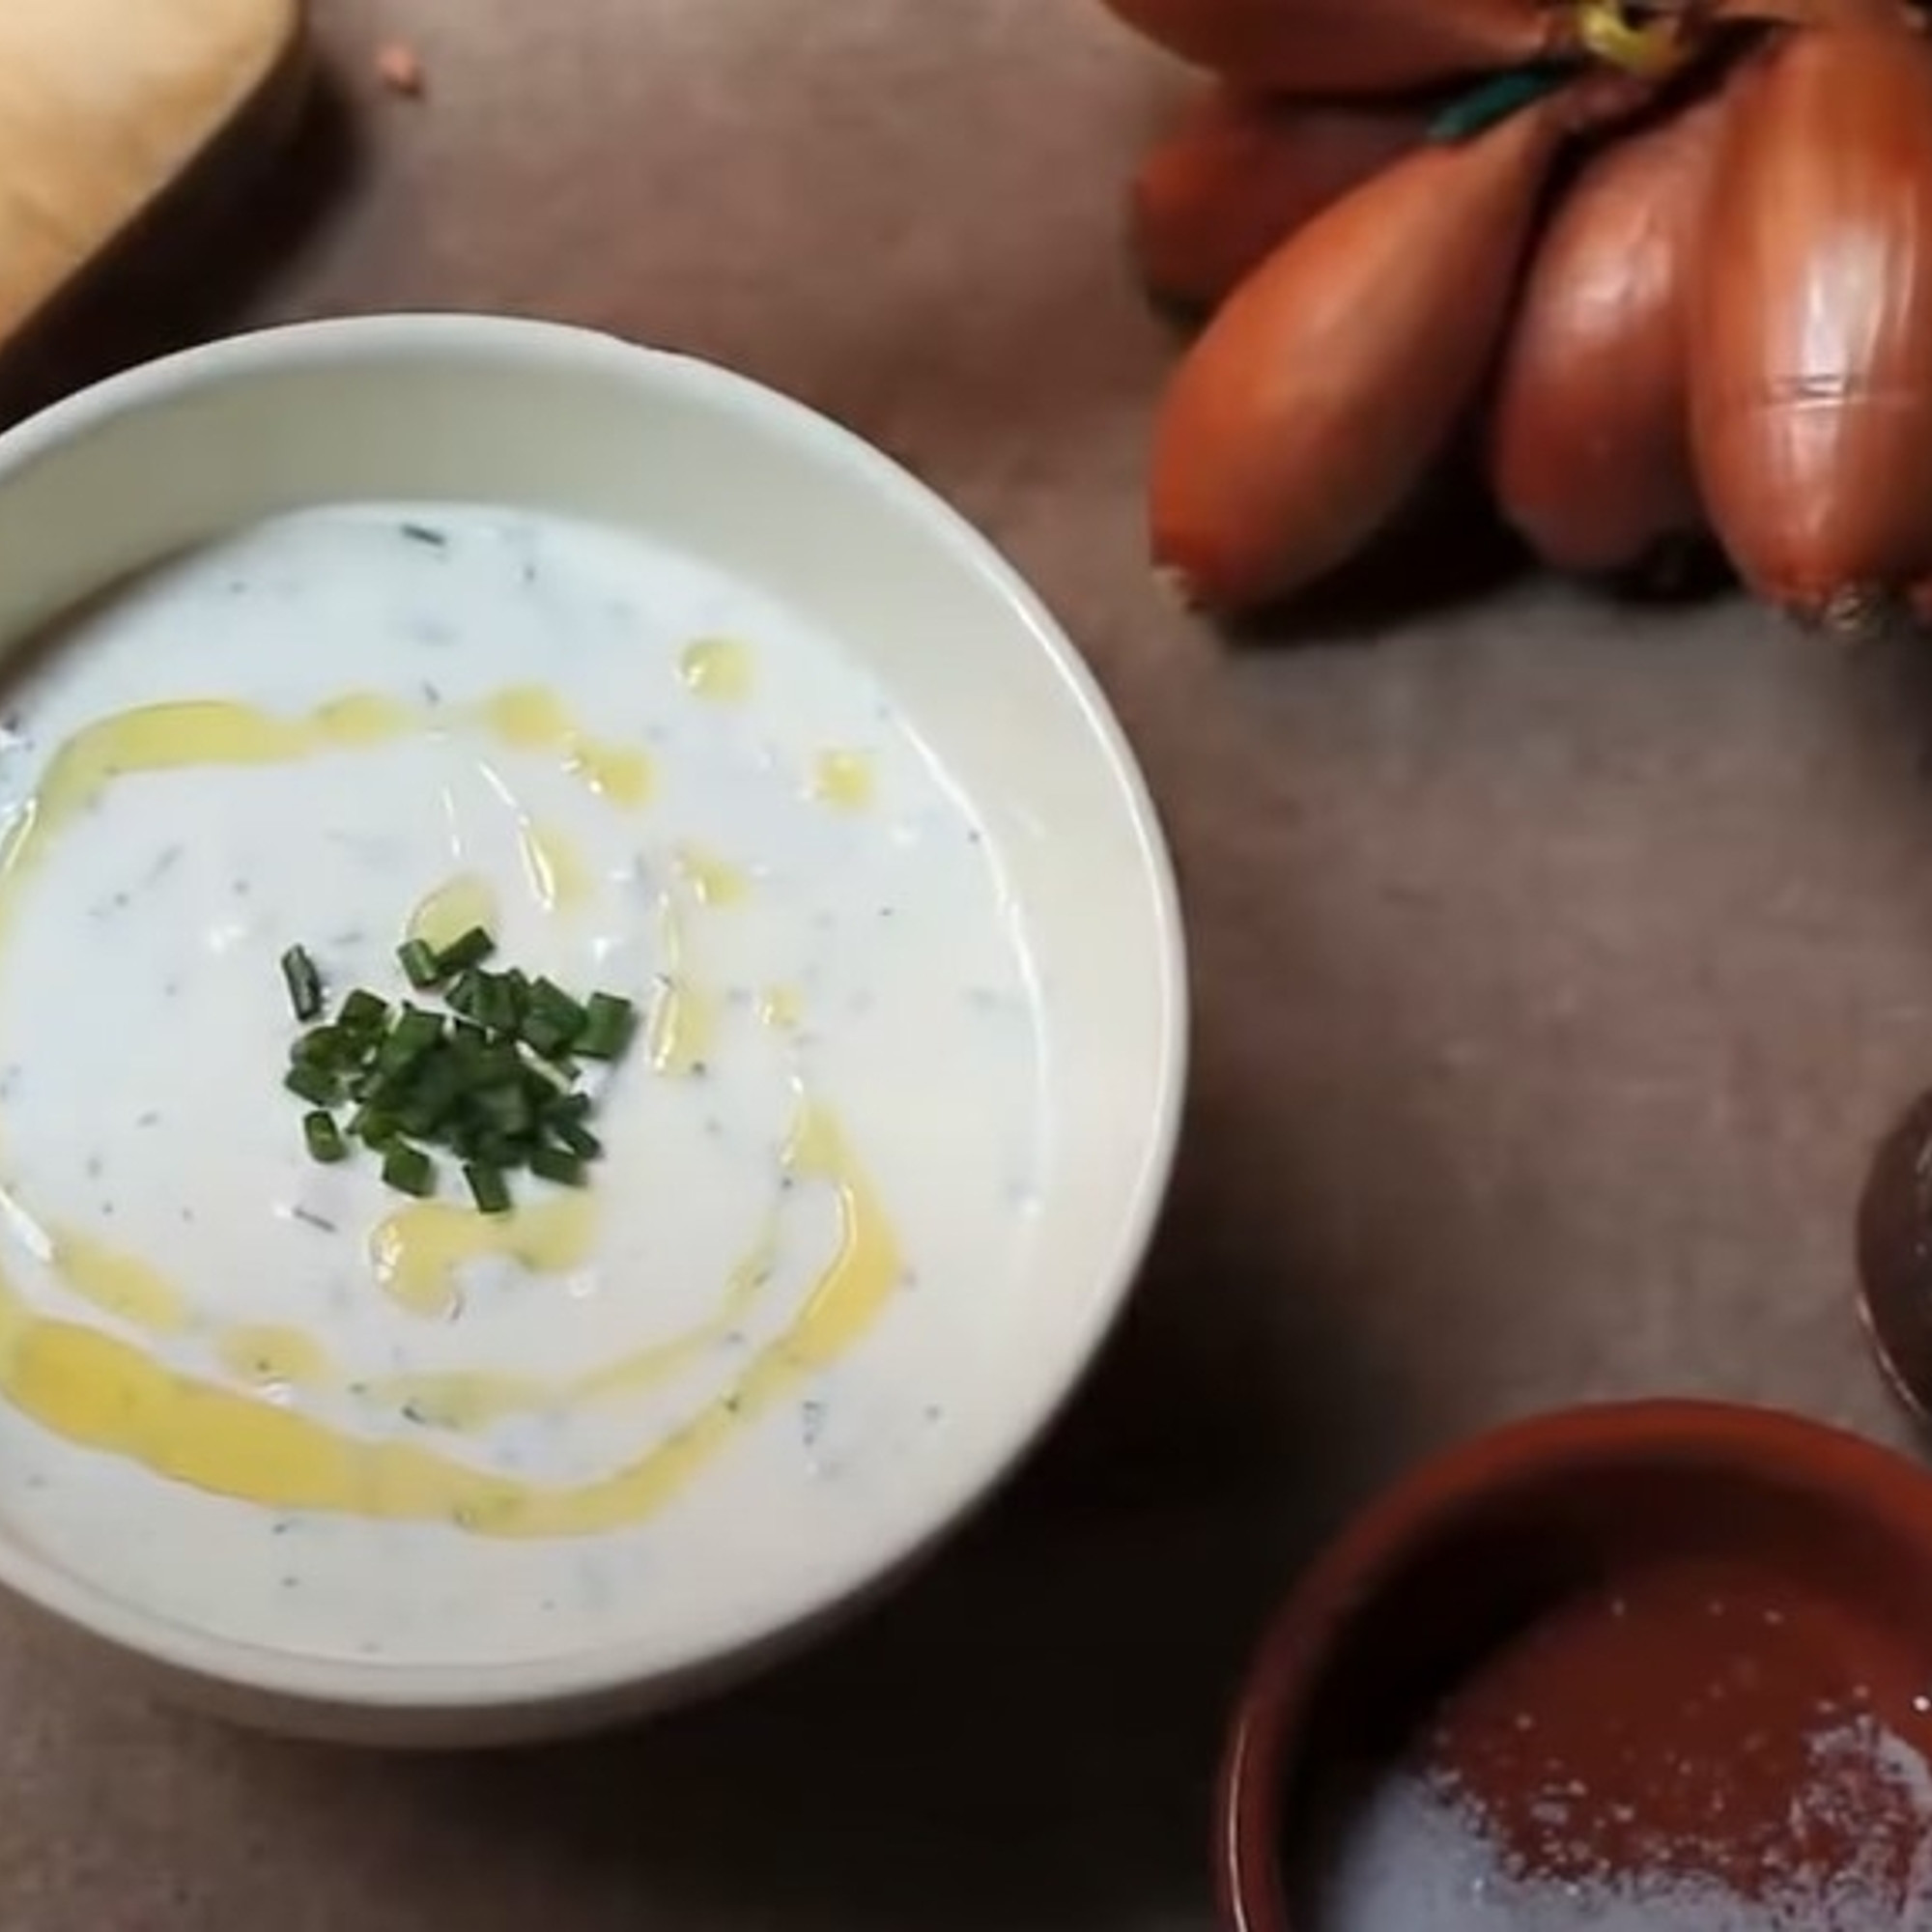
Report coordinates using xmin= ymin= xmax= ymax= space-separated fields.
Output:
xmin=1218 ymin=1401 xmax=1932 ymax=1931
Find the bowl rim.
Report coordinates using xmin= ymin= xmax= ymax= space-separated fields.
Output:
xmin=0 ymin=311 xmax=1190 ymax=1719
xmin=1214 ymin=1398 xmax=1932 ymax=1932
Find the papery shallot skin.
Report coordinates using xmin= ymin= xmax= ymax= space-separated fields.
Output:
xmin=1151 ymin=94 xmax=1568 ymax=612
xmin=1132 ymin=88 xmax=1427 ymax=312
xmin=1491 ymin=91 xmax=1727 ymax=574
xmin=1690 ymin=14 xmax=1932 ymax=629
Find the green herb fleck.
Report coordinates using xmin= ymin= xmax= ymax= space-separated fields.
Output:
xmin=284 ymin=1063 xmax=338 ymax=1108
xmin=396 ymin=938 xmax=442 ymax=989
xmin=436 ymin=926 xmax=496 ymax=976
xmin=279 ymin=945 xmax=324 ymax=1022
xmin=578 ymin=992 xmax=636 ymax=1061
xmin=529 ymin=1145 xmax=587 ymax=1189
xmin=382 ymin=1143 xmax=437 ymax=1199
xmin=464 ymin=1163 xmax=512 ymax=1215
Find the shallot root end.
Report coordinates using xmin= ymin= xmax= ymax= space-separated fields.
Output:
xmin=1800 ymin=582 xmax=1908 ymax=645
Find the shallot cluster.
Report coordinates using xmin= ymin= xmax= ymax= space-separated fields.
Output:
xmin=1109 ymin=0 xmax=1932 ymax=632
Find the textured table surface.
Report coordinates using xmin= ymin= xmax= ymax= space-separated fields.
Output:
xmin=0 ymin=3 xmax=1925 ymax=1927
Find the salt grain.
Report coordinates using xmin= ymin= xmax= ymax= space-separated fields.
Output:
xmin=1321 ymin=1714 xmax=1932 ymax=1932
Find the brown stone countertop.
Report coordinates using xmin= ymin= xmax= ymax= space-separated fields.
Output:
xmin=0 ymin=2 xmax=1923 ymax=1926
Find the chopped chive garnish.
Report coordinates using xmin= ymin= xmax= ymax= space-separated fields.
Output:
xmin=292 ymin=1027 xmax=342 ymax=1068
xmin=279 ymin=945 xmax=324 ymax=1021
xmin=284 ymin=1064 xmax=338 ymax=1108
xmin=382 ymin=1143 xmax=437 ymax=1198
xmin=578 ymin=992 xmax=637 ymax=1060
xmin=464 ymin=1163 xmax=512 ymax=1214
xmin=471 ymin=1042 xmax=524 ymax=1089
xmin=279 ymin=918 xmax=639 ymax=1205
xmin=522 ymin=1050 xmax=575 ymax=1094
xmin=351 ymin=1105 xmax=400 ymax=1150
xmin=400 ymin=1061 xmax=466 ymax=1137
xmin=396 ymin=938 xmax=442 ymax=988
xmin=338 ymin=988 xmax=389 ymax=1034
xmin=474 ymin=973 xmax=522 ymax=1037
xmin=382 ymin=1006 xmax=443 ymax=1069
xmin=477 ymin=1084 xmax=533 ymax=1133
xmin=529 ymin=1145 xmax=586 ymax=1188
xmin=554 ymin=1119 xmax=604 ymax=1161
xmin=437 ymin=926 xmax=496 ymax=975
xmin=521 ymin=1013 xmax=577 ymax=1059
xmin=528 ymin=978 xmax=586 ymax=1030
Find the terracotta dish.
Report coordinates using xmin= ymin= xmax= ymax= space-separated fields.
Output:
xmin=1218 ymin=1400 xmax=1932 ymax=1930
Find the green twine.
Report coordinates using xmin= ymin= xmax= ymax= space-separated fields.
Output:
xmin=1427 ymin=64 xmax=1576 ymax=144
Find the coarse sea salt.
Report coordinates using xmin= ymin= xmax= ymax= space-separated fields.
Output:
xmin=1319 ymin=1715 xmax=1932 ymax=1932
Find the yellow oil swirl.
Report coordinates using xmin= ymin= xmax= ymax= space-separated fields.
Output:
xmin=369 ymin=1192 xmax=597 ymax=1322
xmin=0 ymin=690 xmax=647 ymax=907
xmin=647 ymin=981 xmax=717 ymax=1077
xmin=0 ymin=696 xmax=413 ymax=917
xmin=49 ymin=1229 xmax=191 ymax=1336
xmin=0 ymin=1104 xmax=895 ymax=1535
xmin=0 ymin=684 xmax=905 ymax=1536
xmin=362 ymin=1219 xmax=778 ymax=1434
xmin=810 ymin=749 xmax=875 ymax=813
xmin=758 ymin=985 xmax=803 ymax=1034
xmin=31 ymin=1196 xmax=781 ymax=1437
xmin=646 ymin=881 xmax=718 ymax=1077
xmin=406 ymin=872 xmax=497 ymax=952
xmin=519 ymin=819 xmax=593 ymax=913
xmin=675 ymin=843 xmax=748 ymax=909
xmin=677 ymin=636 xmax=754 ymax=704
xmin=475 ymin=687 xmax=653 ymax=808
xmin=411 ymin=830 xmax=591 ymax=940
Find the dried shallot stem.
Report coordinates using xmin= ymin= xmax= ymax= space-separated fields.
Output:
xmin=1428 ymin=62 xmax=1658 ymax=146
xmin=1573 ymin=0 xmax=1701 ymax=75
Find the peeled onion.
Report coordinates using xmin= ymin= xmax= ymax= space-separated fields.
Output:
xmin=1490 ymin=92 xmax=1726 ymax=575
xmin=1151 ymin=92 xmax=1574 ymax=612
xmin=1690 ymin=4 xmax=1932 ymax=629
xmin=1131 ymin=88 xmax=1427 ymax=312
xmin=1094 ymin=0 xmax=1562 ymax=92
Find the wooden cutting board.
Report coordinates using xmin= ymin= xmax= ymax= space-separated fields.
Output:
xmin=0 ymin=0 xmax=302 ymax=355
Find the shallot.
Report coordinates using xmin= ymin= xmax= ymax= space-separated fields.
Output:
xmin=1132 ymin=88 xmax=1428 ymax=312
xmin=1151 ymin=88 xmax=1574 ymax=611
xmin=1690 ymin=0 xmax=1932 ymax=630
xmin=1490 ymin=90 xmax=1727 ymax=574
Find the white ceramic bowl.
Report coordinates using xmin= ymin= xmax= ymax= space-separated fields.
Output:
xmin=0 ymin=315 xmax=1185 ymax=1746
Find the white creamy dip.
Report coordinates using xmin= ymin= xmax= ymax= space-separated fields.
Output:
xmin=0 ymin=503 xmax=1046 ymax=1664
